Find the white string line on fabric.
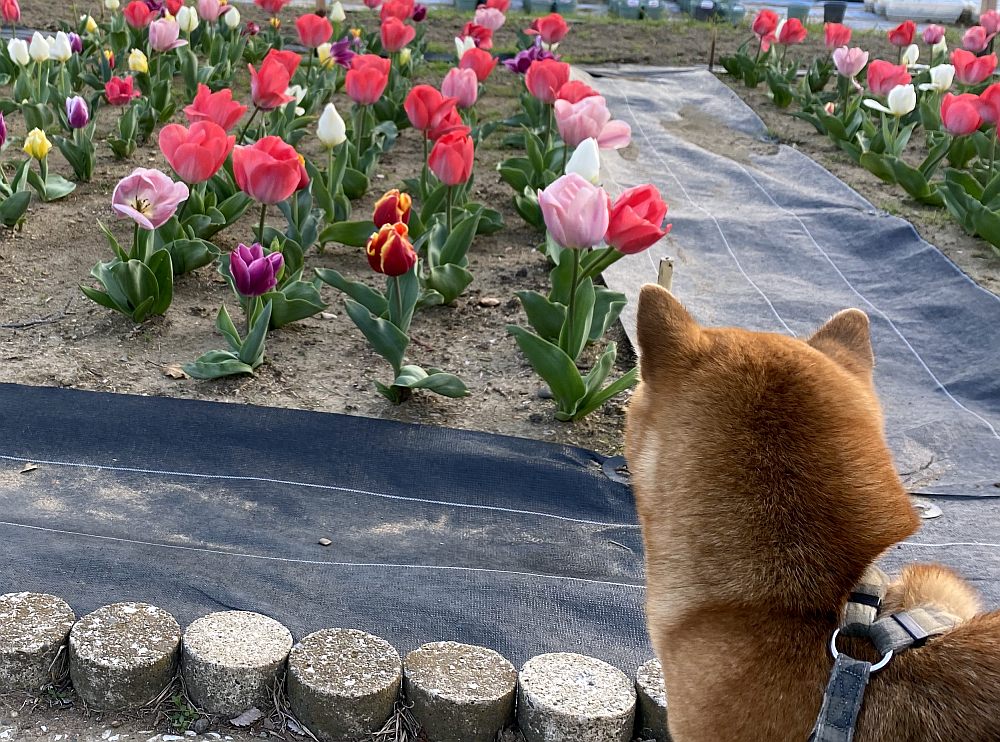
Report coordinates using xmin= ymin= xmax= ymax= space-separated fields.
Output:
xmin=617 ymin=85 xmax=1000 ymax=442
xmin=0 ymin=520 xmax=646 ymax=591
xmin=0 ymin=453 xmax=640 ymax=530
xmin=901 ymin=540 xmax=1000 ymax=549
xmin=615 ymin=89 xmax=797 ymax=336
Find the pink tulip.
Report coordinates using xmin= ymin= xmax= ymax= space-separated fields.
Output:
xmin=149 ymin=19 xmax=188 ymax=52
xmin=963 ymin=25 xmax=995 ymax=53
xmin=197 ymin=0 xmax=231 ymax=21
xmin=941 ymin=92 xmax=982 ymax=135
xmin=554 ymin=95 xmax=631 ymax=149
xmin=922 ymin=25 xmax=945 ymax=46
xmin=441 ymin=67 xmax=478 ymax=109
xmin=982 ymin=10 xmax=1000 ymax=36
xmin=538 ymin=173 xmax=610 ymax=249
xmin=474 ymin=6 xmax=505 ymax=31
xmin=952 ymin=49 xmax=998 ymax=85
xmin=159 ymin=121 xmax=235 ymax=184
xmin=866 ymin=60 xmax=911 ymax=95
xmin=832 ymin=46 xmax=869 ymax=78
xmin=112 ymin=168 xmax=190 ymax=230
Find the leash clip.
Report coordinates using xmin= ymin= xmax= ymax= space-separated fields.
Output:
xmin=829 ymin=628 xmax=894 ymax=673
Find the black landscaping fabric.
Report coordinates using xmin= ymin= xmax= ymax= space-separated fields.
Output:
xmin=0 ymin=383 xmax=650 ymax=671
xmin=589 ymin=67 xmax=1000 ymax=498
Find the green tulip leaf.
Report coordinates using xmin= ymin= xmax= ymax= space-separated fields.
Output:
xmin=507 ymin=325 xmax=586 ymax=417
xmin=146 ymin=249 xmax=174 ymax=316
xmin=183 ymin=350 xmax=256 ymax=380
xmin=342 ymin=168 xmax=369 ymax=200
xmin=319 ymin=220 xmax=376 ymax=248
xmin=0 ymin=191 xmax=30 ymax=227
xmin=557 ymin=276 xmax=596 ymax=363
xmin=345 ymin=298 xmax=408 ymax=373
xmin=315 ymin=268 xmax=388 ymax=317
xmin=589 ymin=288 xmax=628 ymax=343
xmin=515 ymin=290 xmax=566 ymax=343
xmin=425 ymin=264 xmax=473 ymax=305
xmin=264 ymin=280 xmax=328 ymax=329
xmin=392 ymin=365 xmax=470 ymax=398
xmin=438 ymin=211 xmax=481 ymax=267
xmin=164 ymin=238 xmax=218 ymax=275
xmin=237 ymin=300 xmax=272 ymax=368
xmin=859 ymin=153 xmax=897 ymax=185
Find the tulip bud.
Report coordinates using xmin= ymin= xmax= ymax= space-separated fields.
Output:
xmin=901 ymin=44 xmax=919 ymax=67
xmin=28 ymin=32 xmax=50 ymax=63
xmin=399 ymin=47 xmax=411 ymax=66
xmin=224 ymin=6 xmax=240 ymax=28
xmin=7 ymin=38 xmax=29 ymax=66
xmin=270 ymin=16 xmax=281 ymax=29
xmin=24 ymin=128 xmax=52 ymax=160
xmin=128 ymin=48 xmax=148 ymax=73
xmin=103 ymin=48 xmax=115 ymax=68
xmin=329 ymin=1 xmax=346 ymax=22
xmin=565 ymin=138 xmax=600 ymax=183
xmin=50 ymin=31 xmax=73 ymax=62
xmin=372 ymin=189 xmax=412 ymax=228
xmin=919 ymin=64 xmax=955 ymax=93
xmin=933 ymin=37 xmax=948 ymax=56
xmin=230 ymin=243 xmax=284 ymax=297
xmin=317 ymin=102 xmax=347 ymax=148
xmin=366 ymin=222 xmax=418 ymax=276
xmin=82 ymin=14 xmax=98 ymax=33
xmin=66 ymin=95 xmax=90 ymax=129
xmin=177 ymin=6 xmax=199 ymax=32
xmin=0 ymin=113 xmax=7 ymax=150
xmin=105 ymin=0 xmax=120 ymax=8
xmin=68 ymin=32 xmax=84 ymax=54
xmin=455 ymin=35 xmax=476 ymax=59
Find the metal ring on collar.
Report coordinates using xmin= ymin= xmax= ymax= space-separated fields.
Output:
xmin=829 ymin=629 xmax=894 ymax=673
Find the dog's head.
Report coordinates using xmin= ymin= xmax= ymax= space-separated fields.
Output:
xmin=625 ymin=285 xmax=918 ymax=617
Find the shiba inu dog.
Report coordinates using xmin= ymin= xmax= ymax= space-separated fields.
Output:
xmin=624 ymin=284 xmax=1000 ymax=741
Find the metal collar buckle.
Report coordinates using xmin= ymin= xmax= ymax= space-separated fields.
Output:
xmin=829 ymin=628 xmax=894 ymax=673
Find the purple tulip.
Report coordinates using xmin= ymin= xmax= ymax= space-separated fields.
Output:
xmin=112 ymin=168 xmax=190 ymax=230
xmin=230 ymin=242 xmax=283 ymax=297
xmin=68 ymin=32 xmax=83 ymax=54
xmin=502 ymin=40 xmax=558 ymax=74
xmin=242 ymin=21 xmax=260 ymax=36
xmin=0 ymin=112 xmax=6 ymax=150
xmin=149 ymin=18 xmax=187 ymax=52
xmin=412 ymin=3 xmax=427 ymax=21
xmin=66 ymin=95 xmax=90 ymax=129
xmin=330 ymin=36 xmax=355 ymax=67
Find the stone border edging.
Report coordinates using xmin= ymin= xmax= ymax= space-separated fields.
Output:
xmin=0 ymin=593 xmax=670 ymax=741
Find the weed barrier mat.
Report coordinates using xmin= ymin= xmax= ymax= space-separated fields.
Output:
xmin=588 ymin=66 xmax=1000 ymax=498
xmin=0 ymin=383 xmax=650 ymax=671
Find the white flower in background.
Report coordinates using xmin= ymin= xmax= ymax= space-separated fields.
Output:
xmin=28 ymin=32 xmax=50 ymax=63
xmin=224 ymin=7 xmax=240 ymax=28
xmin=285 ymin=85 xmax=306 ymax=116
xmin=317 ymin=103 xmax=347 ymax=148
xmin=901 ymin=44 xmax=919 ymax=67
xmin=455 ymin=35 xmax=476 ymax=59
xmin=329 ymin=1 xmax=346 ymax=22
xmin=864 ymin=83 xmax=916 ymax=116
xmin=933 ymin=37 xmax=948 ymax=57
xmin=399 ymin=47 xmax=411 ymax=66
xmin=177 ymin=6 xmax=199 ymax=33
xmin=7 ymin=38 xmax=29 ymax=66
xmin=565 ymin=138 xmax=601 ymax=184
xmin=920 ymin=64 xmax=955 ymax=92
xmin=105 ymin=0 xmax=121 ymax=9
xmin=49 ymin=32 xmax=73 ymax=62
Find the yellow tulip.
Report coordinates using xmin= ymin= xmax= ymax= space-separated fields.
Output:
xmin=82 ymin=14 xmax=98 ymax=33
xmin=128 ymin=48 xmax=148 ymax=74
xmin=399 ymin=47 xmax=412 ymax=66
xmin=269 ymin=17 xmax=281 ymax=29
xmin=24 ymin=128 xmax=52 ymax=160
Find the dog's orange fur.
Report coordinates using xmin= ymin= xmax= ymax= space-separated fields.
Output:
xmin=624 ymin=285 xmax=1000 ymax=742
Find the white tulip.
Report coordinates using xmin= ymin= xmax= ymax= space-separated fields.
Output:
xmin=455 ymin=35 xmax=476 ymax=59
xmin=285 ymin=85 xmax=306 ymax=116
xmin=176 ymin=6 xmax=199 ymax=33
xmin=50 ymin=32 xmax=73 ymax=62
xmin=28 ymin=32 xmax=50 ymax=63
xmin=105 ymin=0 xmax=120 ymax=8
xmin=901 ymin=44 xmax=919 ymax=67
xmin=919 ymin=64 xmax=955 ymax=92
xmin=7 ymin=38 xmax=29 ymax=66
xmin=329 ymin=1 xmax=346 ymax=22
xmin=864 ymin=84 xmax=916 ymax=116
xmin=317 ymin=103 xmax=347 ymax=148
xmin=224 ymin=7 xmax=240 ymax=29
xmin=565 ymin=138 xmax=601 ymax=184
xmin=933 ymin=37 xmax=948 ymax=57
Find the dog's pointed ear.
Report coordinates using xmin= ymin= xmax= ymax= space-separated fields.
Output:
xmin=637 ymin=284 xmax=700 ymax=384
xmin=808 ymin=309 xmax=875 ymax=377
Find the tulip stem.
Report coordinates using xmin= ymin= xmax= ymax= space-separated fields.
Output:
xmin=237 ymin=106 xmax=261 ymax=145
xmin=563 ymin=248 xmax=581 ymax=361
xmin=392 ymin=275 xmax=405 ymax=339
xmin=257 ymin=202 xmax=268 ymax=244
xmin=445 ymin=185 xmax=454 ymax=234
xmin=991 ymin=133 xmax=997 ymax=181
xmin=545 ymin=104 xmax=554 ymax=152
xmin=327 ymin=146 xmax=336 ymax=202
xmin=421 ymin=135 xmax=429 ymax=199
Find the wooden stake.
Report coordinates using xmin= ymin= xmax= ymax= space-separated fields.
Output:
xmin=657 ymin=257 xmax=675 ymax=292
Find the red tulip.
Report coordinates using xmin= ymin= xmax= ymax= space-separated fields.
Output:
xmin=460 ymin=22 xmax=493 ymax=50
xmin=865 ymin=60 xmax=911 ymax=95
xmin=751 ymin=8 xmax=778 ymax=51
xmin=525 ymin=59 xmax=571 ymax=104
xmin=366 ymin=222 xmax=417 ymax=276
xmin=380 ymin=0 xmax=414 ymax=20
xmin=381 ymin=17 xmax=416 ymax=52
xmin=105 ymin=76 xmax=141 ymax=105
xmin=428 ymin=108 xmax=468 ymax=141
xmin=824 ymin=22 xmax=851 ymax=50
xmin=364 ymin=0 xmax=382 ymax=8
xmin=978 ymin=82 xmax=1000 ymax=124
xmin=605 ymin=184 xmax=671 ymax=254
xmin=232 ymin=136 xmax=302 ymax=204
xmin=887 ymin=20 xmax=916 ymax=47
xmin=525 ymin=12 xmax=569 ymax=45
xmin=459 ymin=48 xmax=497 ymax=82
xmin=345 ymin=54 xmax=391 ymax=105
xmin=123 ymin=0 xmax=156 ymax=28
xmin=159 ymin=121 xmax=235 ymax=184
xmin=296 ymin=13 xmax=332 ymax=48
xmin=183 ymin=84 xmax=248 ymax=132
xmin=248 ymin=51 xmax=300 ymax=110
xmin=404 ymin=84 xmax=457 ymax=133
xmin=941 ymin=93 xmax=982 ymax=135
xmin=486 ymin=0 xmax=509 ymax=10
xmin=952 ymin=49 xmax=998 ymax=85
xmin=254 ymin=0 xmax=291 ymax=14
xmin=428 ymin=129 xmax=474 ymax=185
xmin=777 ymin=18 xmax=807 ymax=45
xmin=557 ymin=80 xmax=600 ymax=104
xmin=372 ymin=189 xmax=412 ymax=228
xmin=166 ymin=0 xmax=183 ymax=16
xmin=1 ymin=0 xmax=20 ymax=24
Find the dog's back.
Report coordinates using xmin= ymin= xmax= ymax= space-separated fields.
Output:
xmin=625 ymin=284 xmax=1000 ymax=741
